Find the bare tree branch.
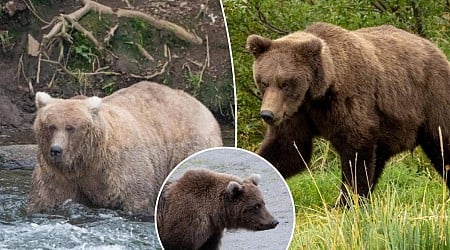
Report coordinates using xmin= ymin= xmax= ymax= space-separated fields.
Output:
xmin=251 ymin=2 xmax=289 ymax=35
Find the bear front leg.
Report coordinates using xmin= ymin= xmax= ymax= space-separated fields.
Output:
xmin=337 ymin=144 xmax=376 ymax=206
xmin=257 ymin=115 xmax=313 ymax=178
xmin=27 ymin=162 xmax=79 ymax=215
xmin=198 ymin=232 xmax=223 ymax=250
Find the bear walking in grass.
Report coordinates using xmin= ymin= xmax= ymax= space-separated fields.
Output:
xmin=27 ymin=81 xmax=222 ymax=215
xmin=246 ymin=22 xmax=450 ymax=205
xmin=156 ymin=168 xmax=279 ymax=250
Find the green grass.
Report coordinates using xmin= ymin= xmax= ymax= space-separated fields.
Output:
xmin=289 ymin=171 xmax=449 ymax=249
xmin=291 ymin=188 xmax=449 ymax=249
xmin=287 ymin=141 xmax=449 ymax=249
xmin=0 ymin=30 xmax=14 ymax=52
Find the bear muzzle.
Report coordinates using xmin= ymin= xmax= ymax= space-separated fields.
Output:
xmin=49 ymin=145 xmax=63 ymax=161
xmin=258 ymin=218 xmax=279 ymax=230
xmin=269 ymin=219 xmax=279 ymax=229
xmin=260 ymin=110 xmax=275 ymax=124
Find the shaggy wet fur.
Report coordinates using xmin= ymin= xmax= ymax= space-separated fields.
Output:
xmin=28 ymin=81 xmax=222 ymax=215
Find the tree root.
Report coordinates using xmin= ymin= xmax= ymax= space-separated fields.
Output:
xmin=198 ymin=35 xmax=210 ymax=84
xmin=39 ymin=57 xmax=169 ymax=83
xmin=129 ymin=61 xmax=169 ymax=80
xmin=34 ymin=0 xmax=205 ymax=87
xmin=42 ymin=0 xmax=202 ymax=48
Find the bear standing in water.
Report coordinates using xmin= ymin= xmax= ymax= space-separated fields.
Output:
xmin=156 ymin=168 xmax=278 ymax=250
xmin=28 ymin=81 xmax=222 ymax=215
xmin=246 ymin=22 xmax=450 ymax=204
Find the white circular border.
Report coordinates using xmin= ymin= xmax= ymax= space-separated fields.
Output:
xmin=154 ymin=146 xmax=296 ymax=250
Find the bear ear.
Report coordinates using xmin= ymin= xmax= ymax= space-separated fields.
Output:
xmin=35 ymin=92 xmax=53 ymax=109
xmin=298 ymin=38 xmax=323 ymax=58
xmin=246 ymin=174 xmax=261 ymax=186
xmin=86 ymin=96 xmax=102 ymax=115
xmin=227 ymin=181 xmax=243 ymax=199
xmin=246 ymin=35 xmax=272 ymax=58
xmin=298 ymin=38 xmax=334 ymax=99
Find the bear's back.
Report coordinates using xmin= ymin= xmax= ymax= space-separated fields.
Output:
xmin=304 ymin=22 xmax=444 ymax=65
xmin=102 ymin=81 xmax=222 ymax=148
xmin=103 ymin=81 xmax=200 ymax=109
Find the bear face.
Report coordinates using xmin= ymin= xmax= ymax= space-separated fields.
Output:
xmin=225 ymin=174 xmax=279 ymax=231
xmin=157 ymin=168 xmax=279 ymax=250
xmin=34 ymin=92 xmax=103 ymax=171
xmin=246 ymin=33 xmax=334 ymax=126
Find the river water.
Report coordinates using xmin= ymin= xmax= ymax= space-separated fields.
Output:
xmin=0 ymin=168 xmax=160 ymax=249
xmin=0 ymin=125 xmax=234 ymax=249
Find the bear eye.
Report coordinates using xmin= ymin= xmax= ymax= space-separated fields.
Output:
xmin=253 ymin=204 xmax=261 ymax=211
xmin=257 ymin=82 xmax=267 ymax=96
xmin=281 ymin=82 xmax=289 ymax=92
xmin=48 ymin=124 xmax=56 ymax=131
xmin=66 ymin=125 xmax=75 ymax=132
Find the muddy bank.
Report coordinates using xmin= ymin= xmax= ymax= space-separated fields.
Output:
xmin=0 ymin=0 xmax=235 ymax=140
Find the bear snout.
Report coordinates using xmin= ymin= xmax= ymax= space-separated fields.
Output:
xmin=260 ymin=218 xmax=279 ymax=230
xmin=260 ymin=110 xmax=275 ymax=124
xmin=270 ymin=219 xmax=279 ymax=228
xmin=50 ymin=145 xmax=63 ymax=160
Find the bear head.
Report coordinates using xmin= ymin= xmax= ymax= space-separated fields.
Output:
xmin=225 ymin=174 xmax=279 ymax=231
xmin=33 ymin=92 xmax=103 ymax=171
xmin=246 ymin=32 xmax=335 ymax=126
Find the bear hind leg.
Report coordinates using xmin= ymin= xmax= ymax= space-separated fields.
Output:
xmin=419 ymin=133 xmax=450 ymax=190
xmin=338 ymin=144 xmax=377 ymax=206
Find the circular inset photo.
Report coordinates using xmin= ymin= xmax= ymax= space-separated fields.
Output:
xmin=155 ymin=147 xmax=295 ymax=250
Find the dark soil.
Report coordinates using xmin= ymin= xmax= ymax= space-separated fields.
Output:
xmin=0 ymin=0 xmax=234 ymax=140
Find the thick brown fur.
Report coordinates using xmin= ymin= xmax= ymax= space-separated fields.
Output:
xmin=156 ymin=168 xmax=278 ymax=250
xmin=246 ymin=23 xmax=450 ymax=204
xmin=28 ymin=81 xmax=222 ymax=215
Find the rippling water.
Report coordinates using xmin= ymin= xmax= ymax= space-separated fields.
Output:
xmin=0 ymin=124 xmax=235 ymax=249
xmin=0 ymin=169 xmax=161 ymax=250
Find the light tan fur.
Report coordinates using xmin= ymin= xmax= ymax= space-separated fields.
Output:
xmin=28 ymin=81 xmax=222 ymax=215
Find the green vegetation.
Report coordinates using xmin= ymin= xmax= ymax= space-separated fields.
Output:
xmin=184 ymin=70 xmax=202 ymax=95
xmin=288 ymin=142 xmax=449 ymax=249
xmin=0 ymin=30 xmax=15 ymax=53
xmin=224 ymin=0 xmax=450 ymax=248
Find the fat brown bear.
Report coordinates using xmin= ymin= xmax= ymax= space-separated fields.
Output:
xmin=156 ymin=168 xmax=279 ymax=250
xmin=246 ymin=22 xmax=450 ymax=204
xmin=28 ymin=81 xmax=222 ymax=215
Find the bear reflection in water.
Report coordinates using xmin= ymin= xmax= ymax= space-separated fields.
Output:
xmin=156 ymin=168 xmax=278 ymax=250
xmin=28 ymin=81 xmax=222 ymax=216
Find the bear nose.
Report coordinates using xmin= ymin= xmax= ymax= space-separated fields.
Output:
xmin=260 ymin=110 xmax=275 ymax=124
xmin=271 ymin=219 xmax=279 ymax=228
xmin=50 ymin=145 xmax=63 ymax=157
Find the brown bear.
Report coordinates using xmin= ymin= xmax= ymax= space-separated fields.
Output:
xmin=156 ymin=168 xmax=279 ymax=250
xmin=246 ymin=22 xmax=450 ymax=205
xmin=27 ymin=81 xmax=222 ymax=215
